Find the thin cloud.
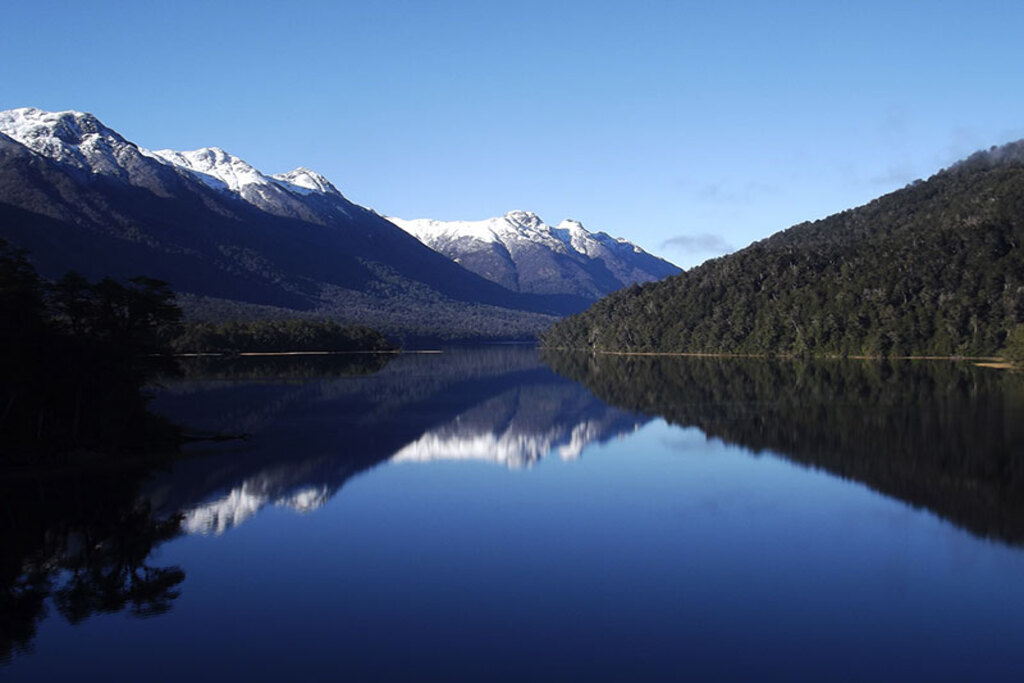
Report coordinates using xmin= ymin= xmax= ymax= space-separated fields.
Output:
xmin=694 ymin=180 xmax=779 ymax=205
xmin=661 ymin=233 xmax=735 ymax=255
xmin=876 ymin=107 xmax=909 ymax=141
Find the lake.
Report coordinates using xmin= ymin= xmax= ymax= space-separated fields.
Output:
xmin=4 ymin=347 xmax=1024 ymax=681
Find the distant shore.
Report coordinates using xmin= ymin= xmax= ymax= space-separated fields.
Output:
xmin=546 ymin=348 xmax=1007 ymax=362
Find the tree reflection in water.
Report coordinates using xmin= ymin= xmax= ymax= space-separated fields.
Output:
xmin=0 ymin=465 xmax=184 ymax=662
xmin=544 ymin=351 xmax=1024 ymax=545
xmin=2 ymin=352 xmax=400 ymax=663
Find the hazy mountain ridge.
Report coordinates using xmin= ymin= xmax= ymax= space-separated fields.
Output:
xmin=542 ymin=139 xmax=1024 ymax=356
xmin=389 ymin=210 xmax=680 ymax=299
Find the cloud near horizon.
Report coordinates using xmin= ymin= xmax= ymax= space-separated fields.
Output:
xmin=660 ymin=233 xmax=735 ymax=255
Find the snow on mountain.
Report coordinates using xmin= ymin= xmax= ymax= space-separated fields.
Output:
xmin=0 ymin=106 xmax=676 ymax=320
xmin=144 ymin=146 xmax=351 ymax=221
xmin=272 ymin=167 xmax=343 ymax=196
xmin=0 ymin=107 xmax=182 ymax=194
xmin=0 ymin=107 xmax=350 ymax=222
xmin=388 ymin=210 xmax=681 ymax=299
xmin=0 ymin=107 xmax=132 ymax=173
xmin=0 ymin=109 xmax=674 ymax=293
xmin=144 ymin=146 xmax=262 ymax=193
xmin=145 ymin=148 xmax=342 ymax=200
xmin=391 ymin=210 xmax=588 ymax=254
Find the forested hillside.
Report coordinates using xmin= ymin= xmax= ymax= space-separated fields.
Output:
xmin=542 ymin=143 xmax=1024 ymax=356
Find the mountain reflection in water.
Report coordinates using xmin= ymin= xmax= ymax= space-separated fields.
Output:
xmin=545 ymin=351 xmax=1024 ymax=546
xmin=143 ymin=347 xmax=648 ymax=535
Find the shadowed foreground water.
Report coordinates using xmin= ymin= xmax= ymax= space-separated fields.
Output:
xmin=4 ymin=348 xmax=1024 ymax=681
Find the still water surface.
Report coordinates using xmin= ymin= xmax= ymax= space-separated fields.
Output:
xmin=4 ymin=348 xmax=1024 ymax=680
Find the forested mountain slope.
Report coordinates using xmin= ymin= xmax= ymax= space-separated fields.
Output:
xmin=542 ymin=143 xmax=1024 ymax=356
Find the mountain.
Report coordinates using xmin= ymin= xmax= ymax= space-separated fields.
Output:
xmin=0 ymin=108 xmax=593 ymax=340
xmin=542 ymin=140 xmax=1024 ymax=357
xmin=388 ymin=210 xmax=680 ymax=300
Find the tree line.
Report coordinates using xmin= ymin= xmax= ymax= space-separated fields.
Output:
xmin=0 ymin=240 xmax=401 ymax=460
xmin=169 ymin=320 xmax=396 ymax=354
xmin=543 ymin=350 xmax=1024 ymax=545
xmin=1 ymin=240 xmax=183 ymax=459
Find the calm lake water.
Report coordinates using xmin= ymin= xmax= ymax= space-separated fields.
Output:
xmin=4 ymin=347 xmax=1024 ymax=681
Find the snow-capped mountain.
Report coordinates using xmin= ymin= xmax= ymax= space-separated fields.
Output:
xmin=144 ymin=146 xmax=352 ymax=223
xmin=389 ymin=210 xmax=681 ymax=299
xmin=0 ymin=107 xmax=144 ymax=176
xmin=0 ymin=107 xmax=351 ymax=223
xmin=0 ymin=107 xmax=590 ymax=335
xmin=0 ymin=107 xmax=187 ymax=196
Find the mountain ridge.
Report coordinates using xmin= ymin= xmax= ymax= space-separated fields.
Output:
xmin=0 ymin=107 xmax=618 ymax=339
xmin=389 ymin=210 xmax=680 ymax=299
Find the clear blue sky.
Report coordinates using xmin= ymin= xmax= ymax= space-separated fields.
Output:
xmin=4 ymin=0 xmax=1023 ymax=268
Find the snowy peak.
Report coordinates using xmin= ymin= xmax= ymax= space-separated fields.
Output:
xmin=504 ymin=209 xmax=546 ymax=232
xmin=146 ymin=148 xmax=343 ymax=201
xmin=272 ymin=167 xmax=343 ymax=197
xmin=0 ymin=107 xmax=145 ymax=178
xmin=389 ymin=210 xmax=681 ymax=300
xmin=144 ymin=145 xmax=352 ymax=221
xmin=393 ymin=210 xmax=646 ymax=260
xmin=0 ymin=107 xmax=121 ymax=150
xmin=389 ymin=215 xmax=498 ymax=246
xmin=0 ymin=107 xmax=117 ymax=147
xmin=391 ymin=211 xmax=583 ymax=254
xmin=0 ymin=107 xmax=348 ymax=220
xmin=146 ymin=146 xmax=270 ymax=193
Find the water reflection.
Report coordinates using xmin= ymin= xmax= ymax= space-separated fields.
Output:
xmin=544 ymin=352 xmax=1024 ymax=545
xmin=391 ymin=382 xmax=644 ymax=466
xmin=145 ymin=347 xmax=646 ymax=534
xmin=7 ymin=347 xmax=1024 ymax=675
xmin=0 ymin=468 xmax=184 ymax=662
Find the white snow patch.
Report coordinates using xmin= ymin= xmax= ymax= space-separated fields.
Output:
xmin=182 ymin=483 xmax=331 ymax=535
xmin=390 ymin=210 xmax=657 ymax=264
xmin=0 ymin=106 xmax=138 ymax=176
xmin=272 ymin=167 xmax=341 ymax=196
xmin=146 ymin=147 xmax=271 ymax=193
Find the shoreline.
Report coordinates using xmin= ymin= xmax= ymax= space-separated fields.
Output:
xmin=543 ymin=348 xmax=1005 ymax=362
xmin=174 ymin=349 xmax=406 ymax=358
